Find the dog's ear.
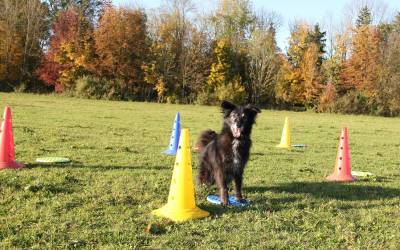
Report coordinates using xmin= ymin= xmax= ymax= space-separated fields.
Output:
xmin=244 ymin=104 xmax=261 ymax=115
xmin=221 ymin=100 xmax=236 ymax=118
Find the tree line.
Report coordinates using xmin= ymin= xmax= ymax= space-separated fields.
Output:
xmin=1 ymin=0 xmax=399 ymax=116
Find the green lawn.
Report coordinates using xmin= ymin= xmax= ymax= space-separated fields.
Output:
xmin=0 ymin=93 xmax=399 ymax=249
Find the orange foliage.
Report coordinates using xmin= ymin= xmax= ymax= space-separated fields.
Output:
xmin=318 ymin=82 xmax=337 ymax=112
xmin=94 ymin=7 xmax=147 ymax=93
xmin=342 ymin=26 xmax=382 ymax=98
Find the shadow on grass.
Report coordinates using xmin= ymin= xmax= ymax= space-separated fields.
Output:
xmin=268 ymin=150 xmax=306 ymax=156
xmin=26 ymin=162 xmax=170 ymax=171
xmin=200 ymin=204 xmax=248 ymax=217
xmin=252 ymin=152 xmax=266 ymax=156
xmin=246 ymin=181 xmax=400 ymax=201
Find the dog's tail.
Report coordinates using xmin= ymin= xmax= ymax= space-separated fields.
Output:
xmin=194 ymin=129 xmax=217 ymax=153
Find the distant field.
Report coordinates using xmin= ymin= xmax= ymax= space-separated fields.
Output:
xmin=0 ymin=93 xmax=399 ymax=249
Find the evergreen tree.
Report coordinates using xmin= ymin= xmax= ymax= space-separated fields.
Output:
xmin=356 ymin=6 xmax=372 ymax=28
xmin=306 ymin=24 xmax=326 ymax=68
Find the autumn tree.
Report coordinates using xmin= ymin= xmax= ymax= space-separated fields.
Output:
xmin=320 ymin=30 xmax=347 ymax=110
xmin=0 ymin=0 xmax=49 ymax=90
xmin=144 ymin=9 xmax=176 ymax=102
xmin=207 ymin=39 xmax=245 ymax=103
xmin=44 ymin=0 xmax=111 ymax=23
xmin=275 ymin=55 xmax=304 ymax=105
xmin=247 ymin=13 xmax=281 ymax=104
xmin=182 ymin=23 xmax=213 ymax=103
xmin=287 ymin=22 xmax=309 ymax=68
xmin=393 ymin=12 xmax=400 ymax=33
xmin=318 ymin=81 xmax=337 ymax=112
xmin=144 ymin=0 xmax=210 ymax=103
xmin=0 ymin=1 xmax=23 ymax=88
xmin=375 ymin=13 xmax=400 ymax=115
xmin=342 ymin=25 xmax=381 ymax=98
xmin=37 ymin=6 xmax=94 ymax=91
xmin=207 ymin=0 xmax=255 ymax=103
xmin=277 ymin=22 xmax=326 ymax=106
xmin=377 ymin=33 xmax=400 ymax=115
xmin=301 ymin=24 xmax=326 ymax=105
xmin=276 ymin=23 xmax=308 ymax=105
xmin=300 ymin=43 xmax=324 ymax=105
xmin=210 ymin=0 xmax=254 ymax=50
xmin=322 ymin=30 xmax=351 ymax=96
xmin=94 ymin=6 xmax=148 ymax=99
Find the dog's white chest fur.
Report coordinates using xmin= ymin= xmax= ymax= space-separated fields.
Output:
xmin=232 ymin=139 xmax=241 ymax=164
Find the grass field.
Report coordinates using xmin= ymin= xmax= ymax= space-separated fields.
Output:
xmin=0 ymin=93 xmax=399 ymax=249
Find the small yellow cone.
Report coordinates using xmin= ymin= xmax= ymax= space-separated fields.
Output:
xmin=276 ymin=117 xmax=291 ymax=149
xmin=152 ymin=128 xmax=209 ymax=222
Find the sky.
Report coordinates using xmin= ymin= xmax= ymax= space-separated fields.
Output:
xmin=113 ymin=0 xmax=400 ymax=51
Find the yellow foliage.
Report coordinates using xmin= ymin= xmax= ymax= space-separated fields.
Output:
xmin=300 ymin=43 xmax=323 ymax=104
xmin=276 ymin=57 xmax=304 ymax=104
xmin=154 ymin=79 xmax=167 ymax=102
xmin=54 ymin=42 xmax=88 ymax=89
xmin=214 ymin=75 xmax=245 ymax=103
xmin=287 ymin=23 xmax=310 ymax=68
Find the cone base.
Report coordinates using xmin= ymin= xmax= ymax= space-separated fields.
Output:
xmin=163 ymin=148 xmax=177 ymax=155
xmin=326 ymin=173 xmax=355 ymax=182
xmin=276 ymin=144 xmax=291 ymax=149
xmin=0 ymin=161 xmax=25 ymax=170
xmin=152 ymin=204 xmax=209 ymax=222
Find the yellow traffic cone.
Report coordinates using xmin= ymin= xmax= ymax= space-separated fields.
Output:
xmin=276 ymin=117 xmax=291 ymax=149
xmin=152 ymin=128 xmax=209 ymax=222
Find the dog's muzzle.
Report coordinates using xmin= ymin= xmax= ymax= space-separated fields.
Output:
xmin=231 ymin=124 xmax=241 ymax=138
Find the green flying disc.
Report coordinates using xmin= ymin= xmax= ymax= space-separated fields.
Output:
xmin=351 ymin=171 xmax=374 ymax=177
xmin=292 ymin=144 xmax=307 ymax=148
xmin=36 ymin=157 xmax=71 ymax=163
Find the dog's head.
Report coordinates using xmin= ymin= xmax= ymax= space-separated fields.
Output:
xmin=221 ymin=100 xmax=261 ymax=138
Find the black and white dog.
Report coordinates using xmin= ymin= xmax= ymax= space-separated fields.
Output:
xmin=196 ymin=101 xmax=261 ymax=205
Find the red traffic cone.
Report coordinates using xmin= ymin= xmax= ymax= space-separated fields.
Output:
xmin=0 ymin=107 xmax=24 ymax=169
xmin=326 ymin=127 xmax=354 ymax=182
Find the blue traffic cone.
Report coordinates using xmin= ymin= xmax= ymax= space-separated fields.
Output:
xmin=163 ymin=112 xmax=180 ymax=155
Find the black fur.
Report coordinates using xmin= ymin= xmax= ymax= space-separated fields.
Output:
xmin=197 ymin=100 xmax=261 ymax=205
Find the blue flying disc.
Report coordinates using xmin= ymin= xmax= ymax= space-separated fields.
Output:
xmin=206 ymin=195 xmax=251 ymax=207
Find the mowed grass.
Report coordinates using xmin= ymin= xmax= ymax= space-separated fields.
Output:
xmin=0 ymin=93 xmax=399 ymax=249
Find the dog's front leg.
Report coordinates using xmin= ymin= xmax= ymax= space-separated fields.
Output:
xmin=214 ymin=168 xmax=228 ymax=205
xmin=234 ymin=173 xmax=243 ymax=202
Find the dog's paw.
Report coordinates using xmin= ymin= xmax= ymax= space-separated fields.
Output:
xmin=221 ymin=202 xmax=229 ymax=206
xmin=235 ymin=195 xmax=244 ymax=202
xmin=220 ymin=197 xmax=229 ymax=206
